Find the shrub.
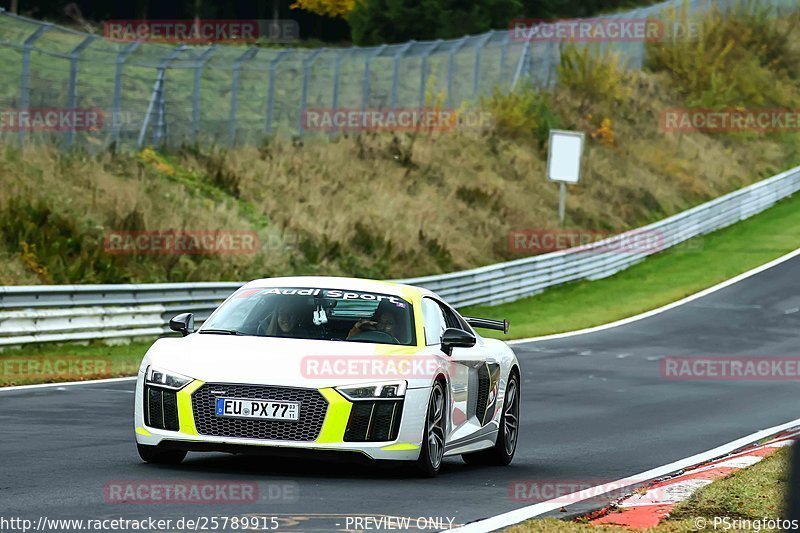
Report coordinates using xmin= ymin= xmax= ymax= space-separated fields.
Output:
xmin=646 ymin=1 xmax=800 ymax=108
xmin=481 ymin=86 xmax=560 ymax=145
xmin=558 ymin=45 xmax=632 ymax=109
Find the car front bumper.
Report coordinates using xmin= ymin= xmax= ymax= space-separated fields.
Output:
xmin=134 ymin=376 xmax=430 ymax=462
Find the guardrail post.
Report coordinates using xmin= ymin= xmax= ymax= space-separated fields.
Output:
xmin=446 ymin=37 xmax=469 ymax=108
xmin=297 ymin=48 xmax=325 ymax=134
xmin=65 ymin=34 xmax=97 ymax=148
xmin=228 ymin=47 xmax=258 ymax=146
xmin=18 ymin=23 xmax=51 ymax=146
xmin=362 ymin=45 xmax=386 ymax=111
xmin=112 ymin=41 xmax=141 ymax=146
xmin=192 ymin=45 xmax=217 ymax=143
xmin=472 ymin=32 xmax=493 ymax=99
xmin=138 ymin=45 xmax=184 ymax=149
xmin=419 ymin=40 xmax=443 ymax=109
xmin=265 ymin=50 xmax=291 ymax=135
xmin=390 ymin=41 xmax=414 ymax=108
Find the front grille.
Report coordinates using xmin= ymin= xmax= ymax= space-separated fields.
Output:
xmin=192 ymin=384 xmax=328 ymax=441
xmin=145 ymin=386 xmax=179 ymax=431
xmin=344 ymin=400 xmax=403 ymax=442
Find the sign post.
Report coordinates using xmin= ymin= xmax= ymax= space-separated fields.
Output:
xmin=547 ymin=130 xmax=585 ymax=227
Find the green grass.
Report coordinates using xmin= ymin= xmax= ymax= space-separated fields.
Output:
xmin=463 ymin=190 xmax=800 ymax=339
xmin=0 ymin=339 xmax=153 ymax=387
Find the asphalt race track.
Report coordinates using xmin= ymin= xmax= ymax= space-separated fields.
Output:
xmin=3 ymin=254 xmax=800 ymax=532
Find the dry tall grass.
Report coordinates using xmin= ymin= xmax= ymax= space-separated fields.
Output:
xmin=2 ymin=3 xmax=800 ymax=284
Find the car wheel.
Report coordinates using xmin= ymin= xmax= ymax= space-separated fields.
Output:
xmin=137 ymin=443 xmax=187 ymax=465
xmin=415 ymin=380 xmax=447 ymax=477
xmin=462 ymin=371 xmax=519 ymax=466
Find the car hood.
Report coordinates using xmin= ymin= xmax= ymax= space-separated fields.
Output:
xmin=143 ymin=333 xmax=441 ymax=389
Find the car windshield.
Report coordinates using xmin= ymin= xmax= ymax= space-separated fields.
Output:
xmin=201 ymin=287 xmax=416 ymax=346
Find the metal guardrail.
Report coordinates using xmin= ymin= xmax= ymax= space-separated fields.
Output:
xmin=1 ymin=164 xmax=799 ymax=346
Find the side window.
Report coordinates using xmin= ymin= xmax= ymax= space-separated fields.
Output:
xmin=438 ymin=302 xmax=462 ymax=330
xmin=422 ymin=298 xmax=446 ymax=346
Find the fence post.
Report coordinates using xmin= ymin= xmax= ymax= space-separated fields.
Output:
xmin=298 ymin=48 xmax=325 ymax=134
xmin=472 ymin=32 xmax=493 ymax=99
xmin=112 ymin=41 xmax=141 ymax=146
xmin=500 ymin=31 xmax=511 ymax=83
xmin=510 ymin=38 xmax=531 ymax=91
xmin=65 ymin=35 xmax=96 ymax=148
xmin=362 ymin=45 xmax=387 ymax=111
xmin=419 ymin=40 xmax=443 ymax=109
xmin=265 ymin=50 xmax=291 ymax=135
xmin=446 ymin=37 xmax=469 ymax=108
xmin=390 ymin=41 xmax=414 ymax=108
xmin=192 ymin=45 xmax=217 ymax=143
xmin=330 ymin=49 xmax=349 ymax=136
xmin=18 ymin=23 xmax=51 ymax=146
xmin=138 ymin=45 xmax=183 ymax=149
xmin=228 ymin=47 xmax=258 ymax=146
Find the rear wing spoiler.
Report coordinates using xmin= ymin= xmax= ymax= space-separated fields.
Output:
xmin=464 ymin=316 xmax=510 ymax=334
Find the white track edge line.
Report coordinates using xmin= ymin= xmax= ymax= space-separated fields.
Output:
xmin=447 ymin=416 xmax=800 ymax=533
xmin=0 ymin=376 xmax=137 ymax=392
xmin=507 ymin=247 xmax=800 ymax=345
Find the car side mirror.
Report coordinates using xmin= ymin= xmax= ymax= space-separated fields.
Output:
xmin=441 ymin=328 xmax=476 ymax=355
xmin=169 ymin=313 xmax=194 ymax=337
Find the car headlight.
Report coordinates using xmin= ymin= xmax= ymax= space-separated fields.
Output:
xmin=145 ymin=365 xmax=193 ymax=390
xmin=336 ymin=381 xmax=407 ymax=400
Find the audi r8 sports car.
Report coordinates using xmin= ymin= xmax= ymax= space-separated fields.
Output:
xmin=134 ymin=276 xmax=520 ymax=476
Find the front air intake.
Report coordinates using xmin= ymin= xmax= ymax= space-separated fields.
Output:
xmin=344 ymin=400 xmax=403 ymax=442
xmin=145 ymin=386 xmax=179 ymax=431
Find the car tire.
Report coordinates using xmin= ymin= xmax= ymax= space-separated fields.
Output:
xmin=137 ymin=443 xmax=187 ymax=465
xmin=462 ymin=370 xmax=519 ymax=466
xmin=415 ymin=380 xmax=447 ymax=477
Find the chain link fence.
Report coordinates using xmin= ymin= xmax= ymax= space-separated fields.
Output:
xmin=0 ymin=0 xmax=796 ymax=150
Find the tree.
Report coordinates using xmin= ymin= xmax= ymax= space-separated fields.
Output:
xmin=290 ymin=0 xmax=355 ymax=18
xmin=348 ymin=0 xmax=523 ymax=45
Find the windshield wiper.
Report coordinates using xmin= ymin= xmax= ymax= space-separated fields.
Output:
xmin=199 ymin=328 xmax=243 ymax=335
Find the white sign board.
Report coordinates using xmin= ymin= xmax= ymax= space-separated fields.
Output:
xmin=547 ymin=130 xmax=584 ymax=184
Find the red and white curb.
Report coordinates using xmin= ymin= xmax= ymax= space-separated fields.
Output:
xmin=591 ymin=431 xmax=800 ymax=529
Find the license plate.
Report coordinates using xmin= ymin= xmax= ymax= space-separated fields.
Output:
xmin=215 ymin=398 xmax=299 ymax=421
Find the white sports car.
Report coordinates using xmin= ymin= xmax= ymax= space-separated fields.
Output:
xmin=134 ymin=276 xmax=520 ymax=476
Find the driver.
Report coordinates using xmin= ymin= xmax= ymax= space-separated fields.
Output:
xmin=347 ymin=300 xmax=402 ymax=341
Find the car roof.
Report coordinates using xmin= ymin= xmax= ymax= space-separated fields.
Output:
xmin=242 ymin=276 xmax=434 ymax=300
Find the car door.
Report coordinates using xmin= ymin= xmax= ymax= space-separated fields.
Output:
xmin=421 ymin=297 xmax=491 ymax=442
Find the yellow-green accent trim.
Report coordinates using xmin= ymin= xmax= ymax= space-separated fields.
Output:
xmin=177 ymin=380 xmax=205 ymax=436
xmin=316 ymin=388 xmax=353 ymax=443
xmin=381 ymin=442 xmax=420 ymax=451
xmin=136 ymin=427 xmax=152 ymax=437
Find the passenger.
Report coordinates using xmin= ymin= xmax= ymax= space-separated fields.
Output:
xmin=263 ymin=298 xmax=310 ymax=338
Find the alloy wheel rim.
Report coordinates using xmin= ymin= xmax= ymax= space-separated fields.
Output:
xmin=503 ymin=378 xmax=519 ymax=456
xmin=427 ymin=384 xmax=446 ymax=469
